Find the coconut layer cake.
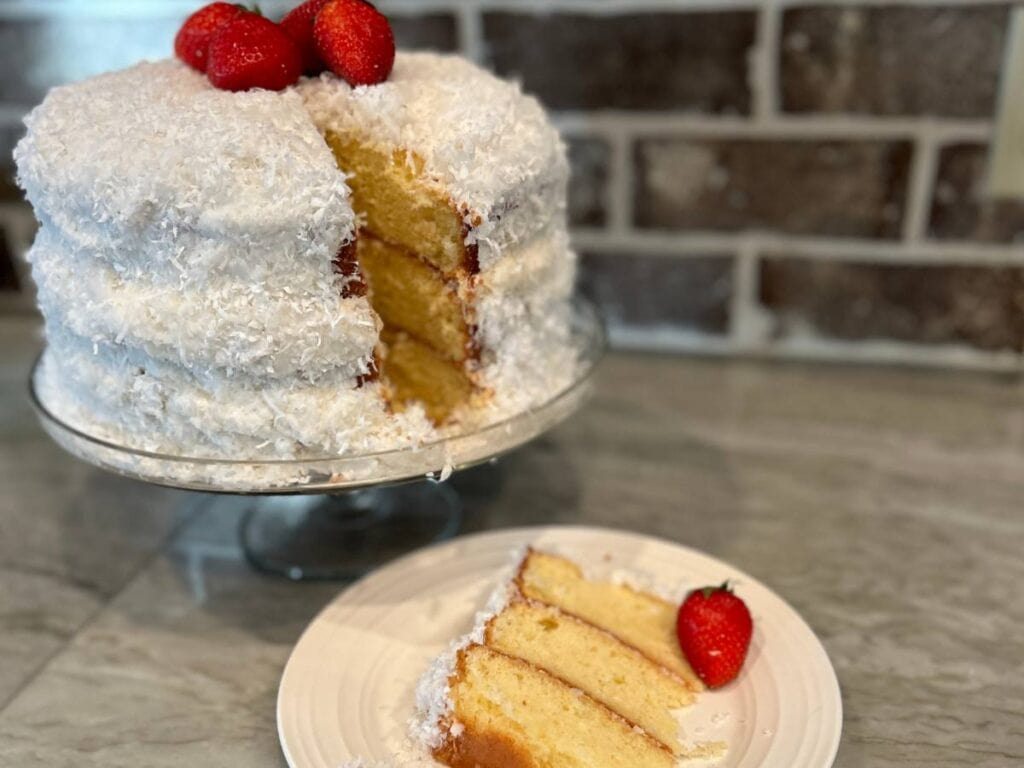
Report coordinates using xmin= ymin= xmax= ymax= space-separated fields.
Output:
xmin=15 ymin=53 xmax=576 ymax=459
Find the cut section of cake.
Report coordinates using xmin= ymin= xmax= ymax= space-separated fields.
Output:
xmin=356 ymin=234 xmax=474 ymax=363
xmin=380 ymin=328 xmax=476 ymax=424
xmin=323 ymin=134 xmax=474 ymax=275
xmin=300 ymin=53 xmax=572 ymax=427
xmin=414 ymin=549 xmax=722 ymax=766
xmin=324 ymin=137 xmax=482 ymax=424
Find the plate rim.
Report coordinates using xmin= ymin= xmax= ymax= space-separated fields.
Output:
xmin=277 ymin=524 xmax=843 ymax=768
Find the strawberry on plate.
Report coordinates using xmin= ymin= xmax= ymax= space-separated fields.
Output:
xmin=175 ymin=2 xmax=245 ymax=72
xmin=207 ymin=12 xmax=303 ymax=92
xmin=280 ymin=0 xmax=331 ymax=74
xmin=314 ymin=0 xmax=395 ymax=86
xmin=676 ymin=582 xmax=753 ymax=688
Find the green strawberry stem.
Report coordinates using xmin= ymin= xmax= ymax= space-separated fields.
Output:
xmin=698 ymin=580 xmax=732 ymax=599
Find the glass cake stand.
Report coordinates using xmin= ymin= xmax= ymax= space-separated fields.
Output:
xmin=29 ymin=299 xmax=604 ymax=580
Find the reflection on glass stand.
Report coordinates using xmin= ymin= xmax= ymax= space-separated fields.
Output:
xmin=238 ymin=484 xmax=462 ymax=580
xmin=29 ymin=299 xmax=604 ymax=580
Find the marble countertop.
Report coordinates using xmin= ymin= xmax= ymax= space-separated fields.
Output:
xmin=1 ymin=317 xmax=1021 ymax=767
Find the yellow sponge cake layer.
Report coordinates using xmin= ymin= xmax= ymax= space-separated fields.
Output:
xmin=358 ymin=234 xmax=473 ymax=362
xmin=516 ymin=550 xmax=703 ymax=690
xmin=438 ymin=643 xmax=676 ymax=768
xmin=325 ymin=131 xmax=472 ymax=275
xmin=484 ymin=599 xmax=694 ymax=753
xmin=381 ymin=329 xmax=475 ymax=424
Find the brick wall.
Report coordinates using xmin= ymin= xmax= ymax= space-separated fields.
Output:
xmin=0 ymin=1 xmax=1021 ymax=370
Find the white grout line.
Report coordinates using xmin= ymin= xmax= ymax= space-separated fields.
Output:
xmin=609 ymin=325 xmax=1024 ymax=373
xmin=608 ymin=326 xmax=736 ymax=355
xmin=456 ymin=2 xmax=485 ymax=64
xmin=986 ymin=8 xmax=1024 ymax=198
xmin=571 ymin=228 xmax=1024 ymax=265
xmin=756 ymin=335 xmax=1024 ymax=372
xmin=552 ymin=112 xmax=992 ymax=141
xmin=0 ymin=102 xmax=991 ymax=144
xmin=0 ymin=110 xmax=995 ymax=147
xmin=751 ymin=2 xmax=780 ymax=121
xmin=606 ymin=126 xmax=633 ymax=236
xmin=728 ymin=240 xmax=769 ymax=350
xmin=902 ymin=133 xmax=940 ymax=242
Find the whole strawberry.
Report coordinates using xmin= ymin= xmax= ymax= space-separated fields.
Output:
xmin=280 ymin=0 xmax=330 ymax=74
xmin=314 ymin=0 xmax=395 ymax=86
xmin=207 ymin=13 xmax=303 ymax=92
xmin=676 ymin=582 xmax=753 ymax=688
xmin=175 ymin=2 xmax=245 ymax=72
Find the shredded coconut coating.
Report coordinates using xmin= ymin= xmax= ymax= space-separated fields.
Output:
xmin=474 ymin=230 xmax=577 ymax=418
xmin=410 ymin=547 xmax=526 ymax=752
xmin=299 ymin=52 xmax=569 ymax=269
xmin=16 ymin=54 xmax=576 ymax=462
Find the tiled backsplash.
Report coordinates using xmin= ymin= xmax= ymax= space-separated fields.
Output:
xmin=1 ymin=1 xmax=1022 ymax=370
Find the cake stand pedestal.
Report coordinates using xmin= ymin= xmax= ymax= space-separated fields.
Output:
xmin=237 ymin=484 xmax=462 ymax=580
xmin=29 ymin=300 xmax=603 ymax=580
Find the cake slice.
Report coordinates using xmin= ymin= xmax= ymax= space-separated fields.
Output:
xmin=437 ymin=643 xmax=677 ymax=768
xmin=484 ymin=598 xmax=695 ymax=753
xmin=415 ymin=549 xmax=725 ymax=767
xmin=516 ymin=549 xmax=704 ymax=690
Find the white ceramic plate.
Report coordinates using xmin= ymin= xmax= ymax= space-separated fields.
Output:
xmin=278 ymin=526 xmax=842 ymax=767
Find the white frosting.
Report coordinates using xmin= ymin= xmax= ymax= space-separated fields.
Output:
xmin=16 ymin=60 xmax=355 ymax=287
xmin=474 ymin=230 xmax=577 ymax=418
xmin=410 ymin=547 xmax=526 ymax=751
xmin=29 ymin=226 xmax=378 ymax=382
xmin=299 ymin=52 xmax=569 ymax=268
xmin=36 ymin=323 xmax=437 ymax=456
xmin=30 ymin=229 xmax=574 ymax=459
xmin=409 ymin=578 xmax=519 ymax=749
xmin=17 ymin=54 xmax=575 ymax=461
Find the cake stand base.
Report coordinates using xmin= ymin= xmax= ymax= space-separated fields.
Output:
xmin=238 ymin=481 xmax=462 ymax=581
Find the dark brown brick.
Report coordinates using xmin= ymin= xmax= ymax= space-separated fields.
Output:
xmin=760 ymin=258 xmax=1024 ymax=352
xmin=928 ymin=143 xmax=1024 ymax=243
xmin=482 ymin=12 xmax=756 ymax=112
xmin=781 ymin=6 xmax=1007 ymax=117
xmin=567 ymin=137 xmax=610 ymax=227
xmin=0 ymin=124 xmax=26 ymax=203
xmin=0 ymin=169 xmax=20 ymax=204
xmin=579 ymin=252 xmax=732 ymax=335
xmin=389 ymin=13 xmax=458 ymax=51
xmin=635 ymin=138 xmax=911 ymax=238
xmin=0 ymin=229 xmax=18 ymax=292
